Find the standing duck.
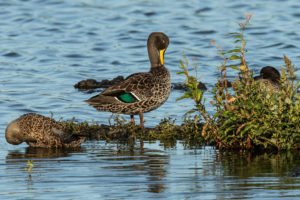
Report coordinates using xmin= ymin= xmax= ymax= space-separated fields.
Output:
xmin=85 ymin=32 xmax=170 ymax=127
xmin=254 ymin=66 xmax=280 ymax=92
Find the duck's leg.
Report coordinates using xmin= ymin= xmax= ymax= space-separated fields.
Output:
xmin=130 ymin=115 xmax=135 ymax=124
xmin=139 ymin=112 xmax=144 ymax=151
xmin=139 ymin=112 xmax=144 ymax=127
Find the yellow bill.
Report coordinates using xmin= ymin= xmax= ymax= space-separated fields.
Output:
xmin=159 ymin=49 xmax=166 ymax=65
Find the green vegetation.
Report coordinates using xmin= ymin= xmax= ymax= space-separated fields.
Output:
xmin=24 ymin=160 xmax=34 ymax=177
xmin=58 ymin=13 xmax=299 ymax=151
xmin=61 ymin=115 xmax=204 ymax=148
xmin=177 ymin=13 xmax=300 ymax=150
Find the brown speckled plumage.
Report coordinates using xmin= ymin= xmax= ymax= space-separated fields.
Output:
xmin=5 ymin=113 xmax=85 ymax=148
xmin=254 ymin=66 xmax=280 ymax=92
xmin=85 ymin=32 xmax=170 ymax=126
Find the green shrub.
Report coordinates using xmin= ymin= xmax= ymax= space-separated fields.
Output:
xmin=177 ymin=13 xmax=300 ymax=150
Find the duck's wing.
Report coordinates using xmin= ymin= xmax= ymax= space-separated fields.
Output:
xmin=87 ymin=72 xmax=153 ymax=104
xmin=102 ymin=72 xmax=152 ymax=95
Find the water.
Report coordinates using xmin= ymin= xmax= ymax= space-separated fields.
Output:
xmin=1 ymin=0 xmax=300 ymax=199
xmin=3 ymin=142 xmax=300 ymax=200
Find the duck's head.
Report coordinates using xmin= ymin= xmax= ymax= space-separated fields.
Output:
xmin=5 ymin=120 xmax=24 ymax=145
xmin=147 ymin=32 xmax=169 ymax=66
xmin=259 ymin=66 xmax=280 ymax=83
xmin=254 ymin=66 xmax=281 ymax=92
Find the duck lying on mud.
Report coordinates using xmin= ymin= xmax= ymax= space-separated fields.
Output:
xmin=5 ymin=113 xmax=85 ymax=148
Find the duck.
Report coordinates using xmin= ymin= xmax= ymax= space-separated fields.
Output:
xmin=254 ymin=66 xmax=280 ymax=92
xmin=5 ymin=113 xmax=85 ymax=148
xmin=85 ymin=32 xmax=170 ymax=127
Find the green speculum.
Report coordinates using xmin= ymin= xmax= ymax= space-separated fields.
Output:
xmin=117 ymin=93 xmax=137 ymax=103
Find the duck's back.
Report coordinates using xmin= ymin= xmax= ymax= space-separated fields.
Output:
xmin=86 ymin=66 xmax=170 ymax=115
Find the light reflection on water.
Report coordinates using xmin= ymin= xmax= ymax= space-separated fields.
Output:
xmin=1 ymin=0 xmax=300 ymax=199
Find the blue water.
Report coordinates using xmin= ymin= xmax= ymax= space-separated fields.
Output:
xmin=3 ymin=142 xmax=300 ymax=200
xmin=1 ymin=0 xmax=300 ymax=199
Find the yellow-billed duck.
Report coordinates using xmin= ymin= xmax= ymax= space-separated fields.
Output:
xmin=85 ymin=32 xmax=170 ymax=127
xmin=5 ymin=113 xmax=85 ymax=148
xmin=254 ymin=66 xmax=280 ymax=92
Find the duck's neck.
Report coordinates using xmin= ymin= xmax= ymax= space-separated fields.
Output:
xmin=148 ymin=41 xmax=161 ymax=68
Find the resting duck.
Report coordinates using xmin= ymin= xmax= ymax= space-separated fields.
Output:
xmin=85 ymin=32 xmax=170 ymax=127
xmin=254 ymin=66 xmax=280 ymax=92
xmin=5 ymin=113 xmax=85 ymax=148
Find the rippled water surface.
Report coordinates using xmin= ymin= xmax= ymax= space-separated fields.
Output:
xmin=2 ymin=142 xmax=300 ymax=200
xmin=1 ymin=0 xmax=300 ymax=199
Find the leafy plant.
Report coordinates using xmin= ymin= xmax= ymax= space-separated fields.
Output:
xmin=176 ymin=57 xmax=214 ymax=137
xmin=24 ymin=160 xmax=34 ymax=177
xmin=177 ymin=13 xmax=300 ymax=150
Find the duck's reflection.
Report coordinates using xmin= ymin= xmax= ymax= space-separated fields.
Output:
xmin=6 ymin=141 xmax=169 ymax=194
xmin=6 ymin=146 xmax=84 ymax=160
xmin=86 ymin=141 xmax=169 ymax=194
xmin=5 ymin=146 xmax=85 ymax=193
xmin=146 ymin=157 xmax=167 ymax=193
